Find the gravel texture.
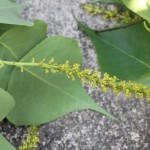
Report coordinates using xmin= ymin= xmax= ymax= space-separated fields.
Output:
xmin=0 ymin=0 xmax=150 ymax=149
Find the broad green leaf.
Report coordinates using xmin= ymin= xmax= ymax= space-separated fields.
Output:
xmin=0 ymin=0 xmax=33 ymax=26
xmin=0 ymin=24 xmax=15 ymax=36
xmin=0 ymin=134 xmax=16 ymax=150
xmin=6 ymin=36 xmax=116 ymax=125
xmin=147 ymin=0 xmax=150 ymax=17
xmin=121 ymin=0 xmax=150 ymax=23
xmin=78 ymin=22 xmax=150 ymax=86
xmin=0 ymin=20 xmax=47 ymax=90
xmin=91 ymin=0 xmax=122 ymax=4
xmin=0 ymin=88 xmax=15 ymax=121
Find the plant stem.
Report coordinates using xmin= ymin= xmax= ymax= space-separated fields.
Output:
xmin=0 ymin=60 xmax=59 ymax=70
xmin=0 ymin=59 xmax=150 ymax=99
xmin=0 ymin=60 xmax=40 ymax=67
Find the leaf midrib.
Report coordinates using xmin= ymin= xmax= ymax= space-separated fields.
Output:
xmin=99 ymin=38 xmax=150 ymax=69
xmin=0 ymin=41 xmax=18 ymax=60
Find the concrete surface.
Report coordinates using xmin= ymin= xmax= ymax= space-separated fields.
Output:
xmin=0 ymin=0 xmax=150 ymax=149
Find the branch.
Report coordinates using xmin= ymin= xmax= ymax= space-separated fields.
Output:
xmin=0 ymin=59 xmax=150 ymax=99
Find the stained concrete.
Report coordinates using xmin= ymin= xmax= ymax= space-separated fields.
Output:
xmin=0 ymin=0 xmax=150 ymax=149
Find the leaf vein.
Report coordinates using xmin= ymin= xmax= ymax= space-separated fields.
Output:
xmin=0 ymin=41 xmax=18 ymax=60
xmin=100 ymin=38 xmax=150 ymax=69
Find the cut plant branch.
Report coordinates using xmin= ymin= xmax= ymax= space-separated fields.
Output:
xmin=1 ymin=58 xmax=150 ymax=100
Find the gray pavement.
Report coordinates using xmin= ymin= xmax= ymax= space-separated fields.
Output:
xmin=0 ymin=0 xmax=150 ymax=149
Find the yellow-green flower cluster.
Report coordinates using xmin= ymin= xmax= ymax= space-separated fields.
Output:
xmin=0 ymin=58 xmax=150 ymax=99
xmin=18 ymin=126 xmax=40 ymax=150
xmin=37 ymin=58 xmax=150 ymax=100
xmin=82 ymin=3 xmax=142 ymax=23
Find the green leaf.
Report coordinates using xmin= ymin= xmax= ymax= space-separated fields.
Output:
xmin=147 ymin=0 xmax=150 ymax=16
xmin=0 ymin=88 xmax=15 ymax=121
xmin=121 ymin=0 xmax=150 ymax=23
xmin=0 ymin=24 xmax=15 ymax=36
xmin=0 ymin=0 xmax=33 ymax=26
xmin=5 ymin=35 xmax=116 ymax=125
xmin=0 ymin=133 xmax=16 ymax=150
xmin=78 ymin=22 xmax=150 ymax=87
xmin=91 ymin=0 xmax=122 ymax=4
xmin=0 ymin=20 xmax=47 ymax=90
